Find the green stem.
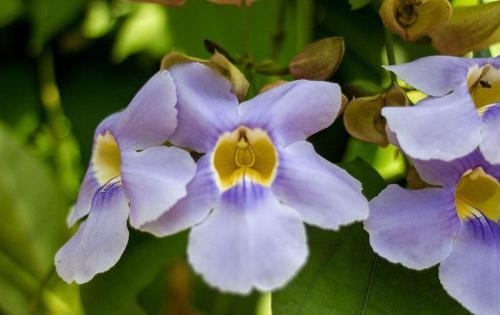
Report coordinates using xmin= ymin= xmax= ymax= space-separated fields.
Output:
xmin=30 ymin=266 xmax=56 ymax=314
xmin=296 ymin=0 xmax=313 ymax=51
xmin=383 ymin=28 xmax=396 ymax=82
xmin=271 ymin=0 xmax=287 ymax=60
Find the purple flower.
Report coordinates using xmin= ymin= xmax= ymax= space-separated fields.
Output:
xmin=366 ymin=149 xmax=500 ymax=315
xmin=55 ymin=71 xmax=196 ymax=284
xmin=141 ymin=62 xmax=369 ymax=293
xmin=382 ymin=56 xmax=500 ymax=163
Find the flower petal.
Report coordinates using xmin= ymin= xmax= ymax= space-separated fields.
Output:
xmin=384 ymin=56 xmax=473 ymax=96
xmin=67 ymin=168 xmax=99 ymax=227
xmin=412 ymin=149 xmax=500 ymax=187
xmin=272 ymin=141 xmax=368 ymax=230
xmin=169 ymin=62 xmax=240 ymax=153
xmin=113 ymin=71 xmax=178 ymax=151
xmin=55 ymin=182 xmax=129 ymax=284
xmin=365 ymin=185 xmax=460 ymax=270
xmin=121 ymin=146 xmax=196 ymax=228
xmin=439 ymin=220 xmax=500 ymax=315
xmin=140 ymin=155 xmax=218 ymax=236
xmin=480 ymin=104 xmax=500 ymax=164
xmin=383 ymin=88 xmax=482 ymax=161
xmin=239 ymin=80 xmax=341 ymax=147
xmin=188 ymin=185 xmax=307 ymax=294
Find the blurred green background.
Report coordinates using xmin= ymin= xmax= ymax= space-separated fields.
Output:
xmin=0 ymin=0 xmax=496 ymax=314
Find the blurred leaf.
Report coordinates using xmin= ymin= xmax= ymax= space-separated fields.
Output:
xmin=28 ymin=0 xmax=85 ymax=54
xmin=82 ymin=0 xmax=115 ymax=39
xmin=0 ymin=62 xmax=39 ymax=140
xmin=0 ymin=122 xmax=82 ymax=315
xmin=0 ymin=0 xmax=23 ymax=27
xmin=349 ymin=0 xmax=371 ymax=10
xmin=80 ymin=231 xmax=187 ymax=315
xmin=272 ymin=159 xmax=469 ymax=315
xmin=112 ymin=4 xmax=171 ymax=62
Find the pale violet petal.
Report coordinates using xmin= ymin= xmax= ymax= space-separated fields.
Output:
xmin=384 ymin=56 xmax=473 ymax=96
xmin=140 ymin=155 xmax=218 ymax=236
xmin=383 ymin=88 xmax=482 ymax=161
xmin=169 ymin=63 xmax=240 ymax=153
xmin=272 ymin=141 xmax=368 ymax=230
xmin=55 ymin=182 xmax=129 ymax=284
xmin=439 ymin=219 xmax=500 ymax=315
xmin=113 ymin=71 xmax=178 ymax=151
xmin=239 ymin=80 xmax=341 ymax=147
xmin=67 ymin=168 xmax=99 ymax=227
xmin=365 ymin=185 xmax=460 ymax=270
xmin=188 ymin=185 xmax=307 ymax=294
xmin=480 ymin=104 xmax=500 ymax=164
xmin=121 ymin=146 xmax=196 ymax=228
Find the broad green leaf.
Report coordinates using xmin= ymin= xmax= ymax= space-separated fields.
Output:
xmin=28 ymin=0 xmax=85 ymax=54
xmin=80 ymin=231 xmax=188 ymax=315
xmin=0 ymin=122 xmax=82 ymax=315
xmin=272 ymin=159 xmax=470 ymax=315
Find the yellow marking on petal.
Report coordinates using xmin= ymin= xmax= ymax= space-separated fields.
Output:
xmin=92 ymin=131 xmax=121 ymax=186
xmin=467 ymin=64 xmax=500 ymax=112
xmin=455 ymin=167 xmax=500 ymax=222
xmin=212 ymin=126 xmax=278 ymax=190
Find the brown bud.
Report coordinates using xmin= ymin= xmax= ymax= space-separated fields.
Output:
xmin=429 ymin=1 xmax=500 ymax=56
xmin=343 ymin=84 xmax=407 ymax=146
xmin=289 ymin=37 xmax=345 ymax=80
xmin=379 ymin=0 xmax=451 ymax=42
xmin=161 ymin=50 xmax=249 ymax=101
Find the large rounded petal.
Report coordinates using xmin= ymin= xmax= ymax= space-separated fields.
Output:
xmin=383 ymin=88 xmax=482 ymax=161
xmin=365 ymin=185 xmax=460 ymax=270
xmin=113 ymin=71 xmax=178 ymax=151
xmin=169 ymin=63 xmax=240 ymax=153
xmin=66 ymin=168 xmax=99 ymax=227
xmin=140 ymin=155 xmax=219 ymax=236
xmin=480 ymin=104 xmax=500 ymax=164
xmin=238 ymin=80 xmax=341 ymax=147
xmin=272 ymin=141 xmax=368 ymax=230
xmin=439 ymin=220 xmax=500 ymax=315
xmin=121 ymin=146 xmax=196 ymax=228
xmin=55 ymin=182 xmax=129 ymax=284
xmin=384 ymin=56 xmax=473 ymax=96
xmin=188 ymin=185 xmax=307 ymax=294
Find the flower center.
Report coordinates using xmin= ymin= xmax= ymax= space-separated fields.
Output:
xmin=467 ymin=64 xmax=500 ymax=113
xmin=92 ymin=131 xmax=121 ymax=186
xmin=455 ymin=167 xmax=500 ymax=222
xmin=212 ymin=126 xmax=278 ymax=191
xmin=396 ymin=0 xmax=421 ymax=27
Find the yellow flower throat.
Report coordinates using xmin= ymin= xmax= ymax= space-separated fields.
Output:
xmin=467 ymin=64 xmax=500 ymax=113
xmin=455 ymin=167 xmax=500 ymax=222
xmin=212 ymin=126 xmax=278 ymax=191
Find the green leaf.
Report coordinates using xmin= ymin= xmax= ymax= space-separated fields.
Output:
xmin=28 ymin=0 xmax=85 ymax=54
xmin=272 ymin=159 xmax=470 ymax=315
xmin=0 ymin=122 xmax=82 ymax=315
xmin=80 ymin=231 xmax=188 ymax=315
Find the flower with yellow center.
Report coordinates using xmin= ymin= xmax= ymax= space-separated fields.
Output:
xmin=55 ymin=71 xmax=196 ymax=284
xmin=366 ymin=149 xmax=500 ymax=315
xmin=381 ymin=56 xmax=500 ymax=163
xmin=141 ymin=62 xmax=369 ymax=294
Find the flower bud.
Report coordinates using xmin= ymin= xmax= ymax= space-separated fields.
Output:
xmin=343 ymin=84 xmax=407 ymax=146
xmin=289 ymin=37 xmax=345 ymax=80
xmin=429 ymin=1 xmax=500 ymax=56
xmin=379 ymin=0 xmax=451 ymax=42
